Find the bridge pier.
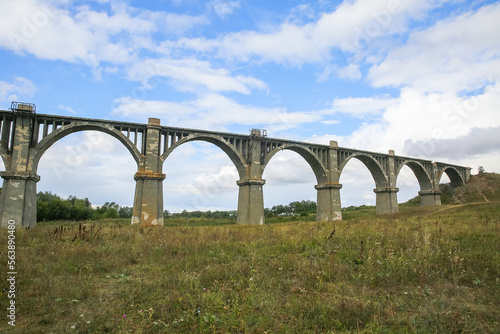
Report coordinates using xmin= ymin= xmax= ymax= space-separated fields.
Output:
xmin=315 ymin=183 xmax=342 ymax=221
xmin=419 ymin=189 xmax=442 ymax=206
xmin=131 ymin=118 xmax=165 ymax=227
xmin=0 ymin=114 xmax=39 ymax=227
xmin=374 ymin=187 xmax=399 ymax=214
xmin=236 ymin=179 xmax=265 ymax=225
xmin=132 ymin=171 xmax=165 ymax=226
xmin=0 ymin=172 xmax=39 ymax=227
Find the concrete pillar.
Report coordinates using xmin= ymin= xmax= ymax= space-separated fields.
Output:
xmin=0 ymin=172 xmax=40 ymax=227
xmin=419 ymin=163 xmax=442 ymax=206
xmin=375 ymin=150 xmax=399 ymax=214
xmin=374 ymin=187 xmax=399 ymax=214
xmin=315 ymin=140 xmax=342 ymax=221
xmin=236 ymin=179 xmax=265 ymax=225
xmin=236 ymin=132 xmax=265 ymax=224
xmin=419 ymin=189 xmax=442 ymax=206
xmin=315 ymin=183 xmax=342 ymax=221
xmin=0 ymin=115 xmax=39 ymax=227
xmin=131 ymin=118 xmax=165 ymax=227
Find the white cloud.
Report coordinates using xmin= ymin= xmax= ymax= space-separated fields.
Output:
xmin=330 ymin=95 xmax=395 ymax=118
xmin=57 ymin=104 xmax=77 ymax=115
xmin=210 ymin=0 xmax=241 ymax=18
xmin=112 ymin=93 xmax=323 ymax=131
xmin=175 ymin=0 xmax=451 ymax=66
xmin=337 ymin=64 xmax=362 ymax=80
xmin=127 ymin=58 xmax=266 ymax=94
xmin=368 ymin=3 xmax=500 ymax=93
xmin=0 ymin=76 xmax=36 ymax=102
xmin=0 ymin=0 xmax=208 ymax=67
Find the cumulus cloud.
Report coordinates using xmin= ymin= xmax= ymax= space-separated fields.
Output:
xmin=127 ymin=58 xmax=266 ymax=94
xmin=210 ymin=0 xmax=241 ymax=18
xmin=0 ymin=76 xmax=36 ymax=102
xmin=111 ymin=94 xmax=323 ymax=131
xmin=368 ymin=2 xmax=500 ymax=93
xmin=0 ymin=0 xmax=208 ymax=67
xmin=173 ymin=0 xmax=451 ymax=66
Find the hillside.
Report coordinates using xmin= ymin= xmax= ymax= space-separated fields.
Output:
xmin=440 ymin=172 xmax=500 ymax=204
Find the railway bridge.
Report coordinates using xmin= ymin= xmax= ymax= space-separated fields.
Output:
xmin=0 ymin=108 xmax=471 ymax=227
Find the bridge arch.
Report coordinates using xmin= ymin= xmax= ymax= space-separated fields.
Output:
xmin=262 ymin=144 xmax=328 ymax=184
xmin=160 ymin=133 xmax=248 ymax=180
xmin=32 ymin=123 xmax=142 ymax=171
xmin=339 ymin=154 xmax=388 ymax=188
xmin=395 ymin=160 xmax=433 ymax=192
xmin=439 ymin=166 xmax=465 ymax=186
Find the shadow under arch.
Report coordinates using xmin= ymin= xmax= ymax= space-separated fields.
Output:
xmin=32 ymin=123 xmax=142 ymax=171
xmin=262 ymin=144 xmax=328 ymax=184
xmin=160 ymin=134 xmax=248 ymax=180
xmin=339 ymin=154 xmax=388 ymax=188
xmin=439 ymin=166 xmax=465 ymax=186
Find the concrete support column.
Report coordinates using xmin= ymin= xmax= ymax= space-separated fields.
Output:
xmin=374 ymin=187 xmax=399 ymax=214
xmin=315 ymin=140 xmax=343 ymax=221
xmin=236 ymin=178 xmax=265 ymax=225
xmin=419 ymin=189 xmax=442 ymax=206
xmin=0 ymin=115 xmax=39 ymax=227
xmin=315 ymin=183 xmax=342 ymax=221
xmin=131 ymin=118 xmax=165 ymax=227
xmin=0 ymin=172 xmax=40 ymax=227
xmin=419 ymin=162 xmax=442 ymax=206
xmin=132 ymin=171 xmax=165 ymax=226
xmin=375 ymin=150 xmax=399 ymax=215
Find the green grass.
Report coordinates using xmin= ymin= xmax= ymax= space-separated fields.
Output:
xmin=1 ymin=203 xmax=499 ymax=333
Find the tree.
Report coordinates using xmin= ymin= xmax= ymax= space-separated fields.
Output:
xmin=119 ymin=206 xmax=133 ymax=218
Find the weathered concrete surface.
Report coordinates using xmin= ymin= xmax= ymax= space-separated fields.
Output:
xmin=374 ymin=187 xmax=399 ymax=215
xmin=132 ymin=171 xmax=165 ymax=226
xmin=315 ymin=183 xmax=342 ymax=221
xmin=0 ymin=115 xmax=39 ymax=228
xmin=236 ymin=179 xmax=265 ymax=225
xmin=0 ymin=172 xmax=39 ymax=227
xmin=131 ymin=118 xmax=165 ymax=227
xmin=419 ymin=189 xmax=442 ymax=206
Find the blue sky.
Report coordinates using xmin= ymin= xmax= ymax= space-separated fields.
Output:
xmin=1 ymin=0 xmax=499 ymax=211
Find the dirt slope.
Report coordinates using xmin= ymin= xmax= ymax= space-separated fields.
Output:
xmin=440 ymin=172 xmax=500 ymax=204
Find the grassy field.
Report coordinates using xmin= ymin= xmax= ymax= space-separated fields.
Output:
xmin=1 ymin=202 xmax=499 ymax=333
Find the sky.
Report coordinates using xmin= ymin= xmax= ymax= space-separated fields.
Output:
xmin=1 ymin=0 xmax=499 ymax=212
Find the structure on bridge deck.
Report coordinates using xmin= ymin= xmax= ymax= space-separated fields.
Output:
xmin=0 ymin=109 xmax=471 ymax=228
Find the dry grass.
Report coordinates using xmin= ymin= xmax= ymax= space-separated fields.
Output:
xmin=1 ymin=203 xmax=499 ymax=333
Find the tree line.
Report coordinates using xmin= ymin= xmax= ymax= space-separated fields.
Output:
xmin=35 ymin=191 xmax=317 ymax=222
xmin=37 ymin=192 xmax=132 ymax=222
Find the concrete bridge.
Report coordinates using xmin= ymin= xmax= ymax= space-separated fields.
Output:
xmin=0 ymin=109 xmax=471 ymax=228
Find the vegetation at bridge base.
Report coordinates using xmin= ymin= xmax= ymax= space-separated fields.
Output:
xmin=1 ymin=202 xmax=499 ymax=333
xmin=36 ymin=191 xmax=133 ymax=222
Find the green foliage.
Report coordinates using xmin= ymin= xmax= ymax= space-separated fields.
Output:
xmin=37 ymin=193 xmax=131 ymax=222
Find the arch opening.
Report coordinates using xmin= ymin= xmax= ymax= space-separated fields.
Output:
xmin=441 ymin=167 xmax=464 ymax=187
xmin=340 ymin=154 xmax=388 ymax=189
xmin=37 ymin=131 xmax=137 ymax=218
xmin=161 ymin=134 xmax=247 ymax=180
xmin=162 ymin=141 xmax=239 ymax=215
xmin=396 ymin=165 xmax=424 ymax=204
xmin=33 ymin=123 xmax=142 ymax=171
xmin=339 ymin=158 xmax=379 ymax=208
xmin=262 ymin=149 xmax=318 ymax=216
